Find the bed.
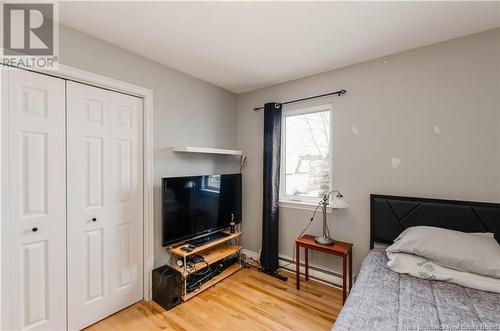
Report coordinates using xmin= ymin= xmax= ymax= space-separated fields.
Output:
xmin=333 ymin=194 xmax=500 ymax=331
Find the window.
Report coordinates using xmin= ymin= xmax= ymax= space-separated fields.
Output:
xmin=281 ymin=105 xmax=332 ymax=203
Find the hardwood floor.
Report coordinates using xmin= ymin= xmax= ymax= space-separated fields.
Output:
xmin=86 ymin=268 xmax=343 ymax=331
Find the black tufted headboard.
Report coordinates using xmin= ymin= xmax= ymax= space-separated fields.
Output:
xmin=370 ymin=194 xmax=500 ymax=248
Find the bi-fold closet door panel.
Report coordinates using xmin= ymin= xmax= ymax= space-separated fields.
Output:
xmin=6 ymin=69 xmax=67 ymax=330
xmin=107 ymin=91 xmax=144 ymax=314
xmin=66 ymin=81 xmax=143 ymax=330
xmin=66 ymin=83 xmax=111 ymax=329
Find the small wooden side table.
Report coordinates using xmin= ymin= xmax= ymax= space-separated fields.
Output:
xmin=295 ymin=234 xmax=353 ymax=304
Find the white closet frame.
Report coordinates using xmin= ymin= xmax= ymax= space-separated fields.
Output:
xmin=0 ymin=65 xmax=155 ymax=329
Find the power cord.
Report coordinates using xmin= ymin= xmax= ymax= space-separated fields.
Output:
xmin=241 ymin=201 xmax=321 ymax=271
xmin=186 ymin=256 xmax=213 ymax=292
xmin=239 ymin=156 xmax=247 ymax=173
xmin=186 ymin=255 xmax=210 ymax=275
xmin=242 ymin=257 xmax=262 ymax=270
xmin=280 ymin=202 xmax=321 ymax=269
xmin=150 ymin=254 xmax=175 ymax=298
xmin=186 ymin=266 xmax=213 ymax=292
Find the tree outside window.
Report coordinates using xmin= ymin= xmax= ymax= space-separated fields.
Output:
xmin=282 ymin=106 xmax=331 ymax=202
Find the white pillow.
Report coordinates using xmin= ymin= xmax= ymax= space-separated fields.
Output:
xmin=386 ymin=226 xmax=500 ymax=278
xmin=386 ymin=251 xmax=500 ymax=293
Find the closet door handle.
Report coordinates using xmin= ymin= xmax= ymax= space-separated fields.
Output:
xmin=32 ymin=227 xmax=38 ymax=232
xmin=91 ymin=218 xmax=97 ymax=222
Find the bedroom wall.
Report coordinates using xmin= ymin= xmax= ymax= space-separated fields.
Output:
xmin=498 ymin=30 xmax=500 ymax=203
xmin=236 ymin=28 xmax=500 ymax=276
xmin=58 ymin=25 xmax=239 ymax=267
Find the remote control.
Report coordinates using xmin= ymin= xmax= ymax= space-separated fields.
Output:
xmin=181 ymin=246 xmax=193 ymax=253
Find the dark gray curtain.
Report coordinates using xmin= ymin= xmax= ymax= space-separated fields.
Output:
xmin=260 ymin=102 xmax=282 ymax=273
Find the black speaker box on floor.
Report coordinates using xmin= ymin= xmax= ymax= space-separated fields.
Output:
xmin=152 ymin=264 xmax=182 ymax=311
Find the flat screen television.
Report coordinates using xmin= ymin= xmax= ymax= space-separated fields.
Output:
xmin=161 ymin=174 xmax=242 ymax=246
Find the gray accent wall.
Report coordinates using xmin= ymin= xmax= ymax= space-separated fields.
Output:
xmin=59 ymin=25 xmax=239 ymax=267
xmin=236 ymin=28 xmax=500 ymax=274
xmin=498 ymin=29 xmax=500 ymax=207
xmin=58 ymin=24 xmax=499 ymax=276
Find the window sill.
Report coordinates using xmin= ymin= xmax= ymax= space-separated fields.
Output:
xmin=279 ymin=200 xmax=333 ymax=213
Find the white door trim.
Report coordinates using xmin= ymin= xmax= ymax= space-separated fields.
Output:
xmin=1 ymin=68 xmax=9 ymax=330
xmin=0 ymin=64 xmax=155 ymax=331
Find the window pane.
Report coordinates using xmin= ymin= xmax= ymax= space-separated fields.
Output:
xmin=284 ymin=110 xmax=330 ymax=200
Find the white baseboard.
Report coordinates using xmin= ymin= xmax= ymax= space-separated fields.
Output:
xmin=241 ymin=248 xmax=355 ymax=289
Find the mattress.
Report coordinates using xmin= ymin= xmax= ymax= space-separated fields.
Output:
xmin=332 ymin=249 xmax=500 ymax=331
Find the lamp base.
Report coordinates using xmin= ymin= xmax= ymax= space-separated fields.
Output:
xmin=314 ymin=235 xmax=335 ymax=245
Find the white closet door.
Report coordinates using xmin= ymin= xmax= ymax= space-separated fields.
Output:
xmin=108 ymin=92 xmax=143 ymax=313
xmin=6 ymin=69 xmax=67 ymax=330
xmin=67 ymin=82 xmax=111 ymax=330
xmin=67 ymin=82 xmax=143 ymax=330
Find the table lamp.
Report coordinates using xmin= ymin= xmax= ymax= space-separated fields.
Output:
xmin=315 ymin=190 xmax=349 ymax=245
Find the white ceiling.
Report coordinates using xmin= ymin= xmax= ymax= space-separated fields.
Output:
xmin=59 ymin=1 xmax=500 ymax=93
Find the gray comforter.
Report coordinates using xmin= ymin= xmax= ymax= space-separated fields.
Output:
xmin=333 ymin=249 xmax=500 ymax=331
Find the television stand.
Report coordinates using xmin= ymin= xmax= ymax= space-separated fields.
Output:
xmin=168 ymin=230 xmax=242 ymax=301
xmin=187 ymin=231 xmax=230 ymax=247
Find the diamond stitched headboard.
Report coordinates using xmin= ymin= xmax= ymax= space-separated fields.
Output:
xmin=370 ymin=194 xmax=500 ymax=248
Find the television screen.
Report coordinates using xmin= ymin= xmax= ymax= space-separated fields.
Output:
xmin=161 ymin=174 xmax=242 ymax=246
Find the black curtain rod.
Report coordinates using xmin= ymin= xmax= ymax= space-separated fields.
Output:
xmin=253 ymin=89 xmax=347 ymax=111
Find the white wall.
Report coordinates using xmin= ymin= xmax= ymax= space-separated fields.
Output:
xmin=59 ymin=25 xmax=239 ymax=267
xmin=237 ymin=29 xmax=500 ymax=274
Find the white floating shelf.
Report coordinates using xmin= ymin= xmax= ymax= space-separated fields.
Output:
xmin=170 ymin=146 xmax=243 ymax=156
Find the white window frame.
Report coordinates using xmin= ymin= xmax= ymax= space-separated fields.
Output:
xmin=279 ymin=103 xmax=333 ymax=210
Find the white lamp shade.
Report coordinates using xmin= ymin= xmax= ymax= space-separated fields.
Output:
xmin=332 ymin=195 xmax=349 ymax=209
